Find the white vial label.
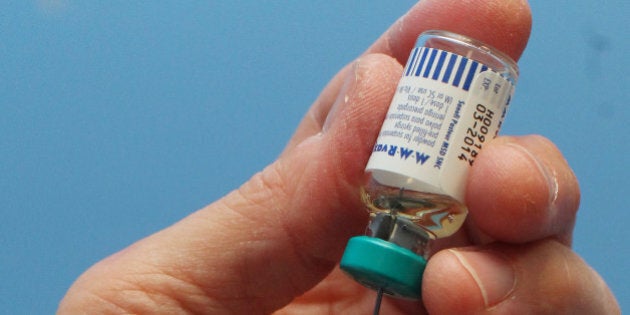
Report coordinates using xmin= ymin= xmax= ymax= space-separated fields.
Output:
xmin=366 ymin=47 xmax=514 ymax=202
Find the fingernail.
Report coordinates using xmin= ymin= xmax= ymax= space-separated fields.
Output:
xmin=322 ymin=59 xmax=360 ymax=132
xmin=506 ymin=141 xmax=559 ymax=205
xmin=321 ymin=94 xmax=346 ymax=133
xmin=449 ymin=249 xmax=516 ymax=307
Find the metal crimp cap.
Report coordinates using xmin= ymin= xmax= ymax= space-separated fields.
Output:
xmin=340 ymin=214 xmax=429 ymax=299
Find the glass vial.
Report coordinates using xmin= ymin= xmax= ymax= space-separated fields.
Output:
xmin=340 ymin=30 xmax=519 ymax=299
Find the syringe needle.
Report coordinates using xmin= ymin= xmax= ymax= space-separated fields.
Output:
xmin=373 ymin=287 xmax=384 ymax=315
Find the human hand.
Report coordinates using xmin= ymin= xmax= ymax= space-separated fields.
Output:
xmin=58 ymin=0 xmax=620 ymax=314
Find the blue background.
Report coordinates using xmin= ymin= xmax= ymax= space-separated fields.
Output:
xmin=1 ymin=1 xmax=628 ymax=313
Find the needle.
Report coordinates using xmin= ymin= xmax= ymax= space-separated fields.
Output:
xmin=373 ymin=287 xmax=384 ymax=315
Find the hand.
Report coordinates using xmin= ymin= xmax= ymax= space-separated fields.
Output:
xmin=58 ymin=0 xmax=620 ymax=314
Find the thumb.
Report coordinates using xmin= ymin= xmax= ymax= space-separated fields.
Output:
xmin=423 ymin=240 xmax=620 ymax=314
xmin=58 ymin=54 xmax=403 ymax=314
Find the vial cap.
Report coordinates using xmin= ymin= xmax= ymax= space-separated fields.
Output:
xmin=340 ymin=236 xmax=427 ymax=299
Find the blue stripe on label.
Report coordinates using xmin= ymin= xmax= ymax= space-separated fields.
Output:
xmin=405 ymin=48 xmax=419 ymax=76
xmin=415 ymin=48 xmax=429 ymax=77
xmin=423 ymin=49 xmax=438 ymax=78
xmin=462 ymin=61 xmax=479 ymax=91
xmin=404 ymin=48 xmax=495 ymax=91
xmin=432 ymin=51 xmax=447 ymax=80
xmin=453 ymin=57 xmax=468 ymax=87
xmin=442 ymin=53 xmax=458 ymax=83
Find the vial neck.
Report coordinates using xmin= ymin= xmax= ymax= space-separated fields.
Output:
xmin=367 ymin=213 xmax=431 ymax=258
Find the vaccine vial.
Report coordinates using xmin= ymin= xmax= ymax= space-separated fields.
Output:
xmin=340 ymin=30 xmax=519 ymax=300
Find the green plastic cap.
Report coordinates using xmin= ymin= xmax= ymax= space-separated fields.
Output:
xmin=340 ymin=236 xmax=427 ymax=299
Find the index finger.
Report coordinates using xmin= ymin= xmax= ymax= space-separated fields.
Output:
xmin=367 ymin=0 xmax=531 ymax=64
xmin=285 ymin=0 xmax=531 ymax=154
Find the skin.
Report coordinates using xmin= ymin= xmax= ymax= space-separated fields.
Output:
xmin=58 ymin=0 xmax=621 ymax=314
